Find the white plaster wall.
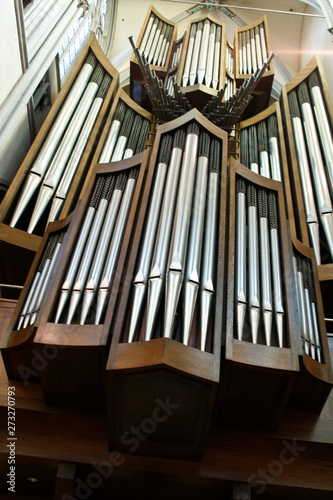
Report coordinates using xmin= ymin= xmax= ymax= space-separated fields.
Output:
xmin=300 ymin=5 xmax=333 ymax=89
xmin=230 ymin=0 xmax=305 ymax=78
xmin=0 ymin=0 xmax=23 ymax=106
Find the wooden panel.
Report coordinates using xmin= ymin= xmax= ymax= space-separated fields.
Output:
xmin=0 ymin=299 xmax=16 ymax=337
xmin=280 ymin=56 xmax=333 ymax=363
xmin=109 ymin=368 xmax=215 ymax=460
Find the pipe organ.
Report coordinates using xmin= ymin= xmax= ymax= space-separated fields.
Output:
xmin=281 ymin=58 xmax=333 ymax=268
xmin=0 ymin=6 xmax=333 ymax=466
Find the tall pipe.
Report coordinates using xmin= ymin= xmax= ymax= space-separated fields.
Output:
xmin=164 ymin=122 xmax=199 ymax=339
xmin=9 ymin=53 xmax=97 ymax=228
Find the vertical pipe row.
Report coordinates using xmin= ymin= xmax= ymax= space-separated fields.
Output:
xmin=224 ymin=76 xmax=235 ymax=102
xmin=171 ymin=39 xmax=183 ymax=68
xmin=241 ymin=115 xmax=283 ymax=183
xmin=127 ymin=125 xmax=222 ymax=352
xmin=293 ymin=251 xmax=323 ymax=362
xmin=226 ymin=43 xmax=234 ymax=75
xmin=235 ymin=178 xmax=285 ymax=347
xmin=9 ymin=53 xmax=113 ymax=234
xmin=238 ymin=22 xmax=268 ymax=75
xmin=140 ymin=12 xmax=173 ymax=67
xmin=53 ymin=108 xmax=150 ymax=325
xmin=288 ymin=75 xmax=333 ymax=265
xmin=16 ymin=229 xmax=67 ymax=330
xmin=182 ymin=20 xmax=222 ymax=90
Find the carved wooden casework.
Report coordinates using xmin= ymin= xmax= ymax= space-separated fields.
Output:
xmin=107 ymin=109 xmax=228 ymax=460
xmin=0 ymin=35 xmax=119 ymax=290
xmin=216 ymin=159 xmax=299 ymax=429
xmin=1 ymin=82 xmax=153 ymax=408
xmin=0 ymin=4 xmax=332 ymax=474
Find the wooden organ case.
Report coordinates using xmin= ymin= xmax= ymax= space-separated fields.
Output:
xmin=107 ymin=109 xmax=228 ymax=459
xmin=0 ymin=8 xmax=333 ymax=498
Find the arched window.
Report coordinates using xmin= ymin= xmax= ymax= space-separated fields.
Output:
xmin=58 ymin=11 xmax=92 ymax=81
xmin=57 ymin=0 xmax=116 ymax=82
